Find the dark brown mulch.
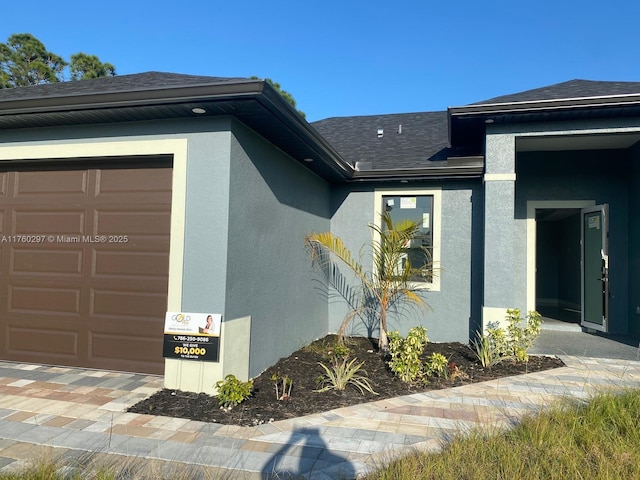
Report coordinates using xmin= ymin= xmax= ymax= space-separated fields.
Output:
xmin=128 ymin=335 xmax=564 ymax=427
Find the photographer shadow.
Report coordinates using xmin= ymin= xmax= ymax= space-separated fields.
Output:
xmin=261 ymin=427 xmax=356 ymax=479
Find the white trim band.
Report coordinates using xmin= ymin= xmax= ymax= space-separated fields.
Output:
xmin=484 ymin=173 xmax=516 ymax=182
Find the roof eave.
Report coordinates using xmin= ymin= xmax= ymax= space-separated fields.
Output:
xmin=448 ymin=93 xmax=640 ymax=149
xmin=0 ymin=79 xmax=267 ymax=115
xmin=257 ymin=85 xmax=355 ymax=180
xmin=0 ymin=78 xmax=356 ymax=182
xmin=449 ymin=93 xmax=640 ymax=117
xmin=350 ymin=161 xmax=484 ymax=182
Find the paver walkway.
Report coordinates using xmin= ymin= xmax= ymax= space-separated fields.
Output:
xmin=1 ymin=356 xmax=640 ymax=479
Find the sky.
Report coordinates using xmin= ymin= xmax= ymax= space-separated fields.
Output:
xmin=3 ymin=0 xmax=640 ymax=122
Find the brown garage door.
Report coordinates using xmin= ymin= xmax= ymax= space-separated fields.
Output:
xmin=0 ymin=159 xmax=172 ymax=374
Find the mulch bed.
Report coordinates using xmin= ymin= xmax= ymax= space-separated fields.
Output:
xmin=128 ymin=335 xmax=564 ymax=427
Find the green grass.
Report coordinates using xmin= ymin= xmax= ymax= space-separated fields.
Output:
xmin=0 ymin=453 xmax=225 ymax=480
xmin=366 ymin=388 xmax=640 ymax=480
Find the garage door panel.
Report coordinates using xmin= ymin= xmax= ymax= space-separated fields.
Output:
xmin=7 ymin=326 xmax=79 ymax=357
xmin=90 ymin=289 xmax=167 ymax=318
xmin=90 ymin=333 xmax=162 ymax=362
xmin=8 ymin=285 xmax=82 ymax=315
xmin=96 ymin=168 xmax=172 ymax=196
xmin=13 ymin=170 xmax=88 ymax=198
xmin=11 ymin=248 xmax=84 ymax=276
xmin=86 ymin=314 xmax=165 ymax=334
xmin=12 ymin=209 xmax=86 ymax=235
xmin=92 ymin=250 xmax=169 ymax=278
xmin=93 ymin=209 xmax=171 ymax=238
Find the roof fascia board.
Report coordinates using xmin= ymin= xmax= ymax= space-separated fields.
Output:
xmin=0 ymin=80 xmax=266 ymax=115
xmin=350 ymin=163 xmax=484 ymax=182
xmin=449 ymin=93 xmax=640 ymax=117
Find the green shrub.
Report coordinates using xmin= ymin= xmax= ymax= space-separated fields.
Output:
xmin=425 ymin=352 xmax=450 ymax=379
xmin=474 ymin=309 xmax=543 ymax=365
xmin=331 ymin=342 xmax=352 ymax=359
xmin=387 ymin=326 xmax=429 ymax=383
xmin=315 ymin=357 xmax=378 ymax=395
xmin=505 ymin=309 xmax=542 ymax=362
xmin=214 ymin=374 xmax=253 ymax=409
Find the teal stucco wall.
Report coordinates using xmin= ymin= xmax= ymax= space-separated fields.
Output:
xmin=628 ymin=142 xmax=640 ymax=337
xmin=328 ymin=181 xmax=483 ymax=343
xmin=226 ymin=120 xmax=331 ymax=377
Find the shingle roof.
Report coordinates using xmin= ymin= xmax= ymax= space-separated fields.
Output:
xmin=312 ymin=111 xmax=468 ymax=170
xmin=6 ymin=73 xmax=637 ymax=177
xmin=0 ymin=71 xmax=249 ymax=102
xmin=0 ymin=71 xmax=355 ymax=181
xmin=474 ymin=79 xmax=640 ymax=105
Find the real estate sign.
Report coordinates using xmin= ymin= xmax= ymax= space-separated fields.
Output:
xmin=162 ymin=312 xmax=222 ymax=362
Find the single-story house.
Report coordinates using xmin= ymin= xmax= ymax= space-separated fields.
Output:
xmin=0 ymin=73 xmax=638 ymax=393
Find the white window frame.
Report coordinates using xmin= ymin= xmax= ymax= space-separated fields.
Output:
xmin=373 ymin=188 xmax=441 ymax=291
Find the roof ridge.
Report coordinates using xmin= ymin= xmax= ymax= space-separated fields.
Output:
xmin=470 ymin=78 xmax=640 ymax=106
xmin=313 ymin=110 xmax=446 ymax=123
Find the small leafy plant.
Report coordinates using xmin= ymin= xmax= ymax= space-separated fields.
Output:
xmin=331 ymin=342 xmax=352 ymax=359
xmin=315 ymin=357 xmax=378 ymax=395
xmin=486 ymin=324 xmax=509 ymax=357
xmin=473 ymin=309 xmax=543 ymax=365
xmin=387 ymin=326 xmax=429 ymax=383
xmin=214 ymin=374 xmax=253 ymax=410
xmin=505 ymin=309 xmax=543 ymax=362
xmin=425 ymin=352 xmax=450 ymax=379
xmin=271 ymin=372 xmax=293 ymax=401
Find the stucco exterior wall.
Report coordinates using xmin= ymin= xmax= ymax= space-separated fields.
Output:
xmin=328 ymin=181 xmax=483 ymax=343
xmin=226 ymin=120 xmax=331 ymax=378
xmin=629 ymin=142 xmax=640 ymax=337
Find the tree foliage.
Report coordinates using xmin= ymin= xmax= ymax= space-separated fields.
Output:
xmin=251 ymin=76 xmax=306 ymax=118
xmin=0 ymin=33 xmax=66 ymax=87
xmin=69 ymin=53 xmax=116 ymax=81
xmin=305 ymin=212 xmax=432 ymax=352
xmin=0 ymin=33 xmax=116 ymax=88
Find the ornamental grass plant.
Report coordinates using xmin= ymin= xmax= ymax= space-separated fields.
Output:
xmin=366 ymin=388 xmax=640 ymax=480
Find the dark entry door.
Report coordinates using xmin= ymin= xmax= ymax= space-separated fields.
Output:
xmin=581 ymin=205 xmax=609 ymax=332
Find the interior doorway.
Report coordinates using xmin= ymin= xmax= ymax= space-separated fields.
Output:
xmin=535 ymin=208 xmax=582 ymax=327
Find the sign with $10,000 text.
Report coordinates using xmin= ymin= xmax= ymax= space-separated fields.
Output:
xmin=162 ymin=312 xmax=222 ymax=362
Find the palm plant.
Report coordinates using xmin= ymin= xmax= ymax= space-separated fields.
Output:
xmin=305 ymin=212 xmax=431 ymax=353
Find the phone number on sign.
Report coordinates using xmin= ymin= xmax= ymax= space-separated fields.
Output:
xmin=0 ymin=235 xmax=129 ymax=244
